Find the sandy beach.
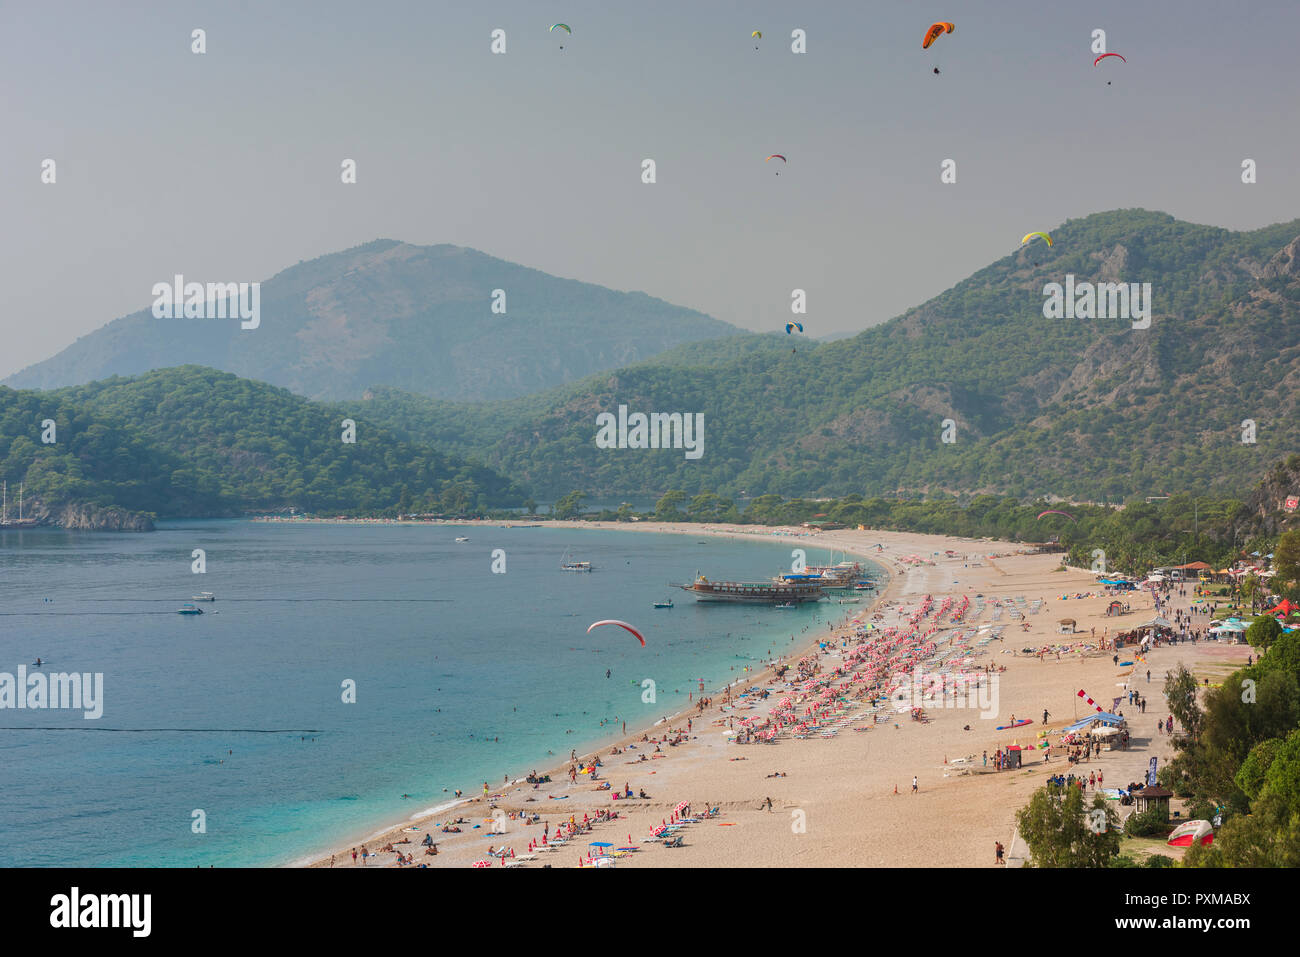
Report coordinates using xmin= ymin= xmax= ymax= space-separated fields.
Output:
xmin=307 ymin=521 xmax=1249 ymax=869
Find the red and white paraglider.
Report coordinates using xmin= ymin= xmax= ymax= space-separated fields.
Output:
xmin=587 ymin=619 xmax=646 ymax=647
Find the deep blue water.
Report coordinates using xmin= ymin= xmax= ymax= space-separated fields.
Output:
xmin=0 ymin=521 xmax=877 ymax=866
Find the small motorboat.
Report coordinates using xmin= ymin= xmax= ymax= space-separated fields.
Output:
xmin=653 ymin=600 xmax=674 ymax=609
xmin=455 ymin=536 xmax=470 ymax=543
xmin=774 ymin=601 xmax=797 ymax=609
xmin=177 ymin=603 xmax=204 ymax=615
xmin=1166 ymin=820 xmax=1214 ymax=847
xmin=838 ymin=597 xmax=860 ymax=604
xmin=191 ymin=592 xmax=216 ymax=602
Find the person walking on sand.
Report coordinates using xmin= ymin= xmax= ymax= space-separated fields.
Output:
xmin=351 ymin=847 xmax=357 ymax=865
xmin=1146 ymin=669 xmax=1151 ymax=683
xmin=1042 ymin=709 xmax=1050 ymax=725
xmin=912 ymin=775 xmax=918 ymax=794
xmin=995 ymin=841 xmax=1004 ymax=865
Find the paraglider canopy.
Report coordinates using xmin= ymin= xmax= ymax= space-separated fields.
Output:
xmin=751 ymin=30 xmax=762 ymax=38
xmin=549 ymin=23 xmax=571 ymax=34
xmin=1093 ymin=53 xmax=1125 ymax=66
xmin=1036 ymin=509 xmax=1076 ymax=522
xmin=922 ymin=22 xmax=954 ymax=49
xmin=766 ymin=154 xmax=786 ymax=163
xmin=587 ymin=619 xmax=646 ymax=647
xmin=785 ymin=321 xmax=803 ymax=334
xmin=1021 ymin=231 xmax=1053 ymax=248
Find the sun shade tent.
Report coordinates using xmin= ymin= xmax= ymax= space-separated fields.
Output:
xmin=1061 ymin=712 xmax=1126 ymax=735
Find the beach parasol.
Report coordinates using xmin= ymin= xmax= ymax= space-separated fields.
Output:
xmin=472 ymin=860 xmax=492 ymax=868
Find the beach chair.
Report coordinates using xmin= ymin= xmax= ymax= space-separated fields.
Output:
xmin=662 ymin=834 xmax=685 ymax=848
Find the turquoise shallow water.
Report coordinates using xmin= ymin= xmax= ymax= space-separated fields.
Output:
xmin=0 ymin=521 xmax=879 ymax=866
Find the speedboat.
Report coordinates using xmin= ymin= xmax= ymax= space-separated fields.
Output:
xmin=177 ymin=603 xmax=204 ymax=615
xmin=455 ymin=536 xmax=469 ymax=543
xmin=191 ymin=592 xmax=216 ymax=602
xmin=774 ymin=601 xmax=797 ymax=609
xmin=653 ymin=600 xmax=674 ymax=609
xmin=838 ymin=597 xmax=860 ymax=604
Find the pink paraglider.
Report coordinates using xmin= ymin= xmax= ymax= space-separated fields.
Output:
xmin=587 ymin=619 xmax=646 ymax=647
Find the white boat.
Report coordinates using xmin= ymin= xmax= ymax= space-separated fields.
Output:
xmin=838 ymin=597 xmax=860 ymax=604
xmin=191 ymin=592 xmax=216 ymax=602
xmin=455 ymin=536 xmax=469 ymax=543
xmin=1166 ymin=819 xmax=1214 ymax=847
xmin=561 ymin=561 xmax=593 ymax=572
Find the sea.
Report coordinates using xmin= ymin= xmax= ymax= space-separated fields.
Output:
xmin=0 ymin=520 xmax=882 ymax=867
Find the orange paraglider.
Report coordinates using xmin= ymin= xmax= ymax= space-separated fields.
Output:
xmin=922 ymin=22 xmax=954 ymax=49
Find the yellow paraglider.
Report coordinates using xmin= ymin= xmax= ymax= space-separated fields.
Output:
xmin=1020 ymin=231 xmax=1053 ymax=248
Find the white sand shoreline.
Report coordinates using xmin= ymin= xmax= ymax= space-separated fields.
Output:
xmin=280 ymin=519 xmax=1247 ymax=869
xmin=292 ymin=519 xmax=898 ymax=867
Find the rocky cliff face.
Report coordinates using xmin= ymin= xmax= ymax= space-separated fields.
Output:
xmin=58 ymin=504 xmax=155 ymax=531
xmin=1244 ymin=454 xmax=1300 ymax=535
xmin=11 ymin=495 xmax=154 ymax=531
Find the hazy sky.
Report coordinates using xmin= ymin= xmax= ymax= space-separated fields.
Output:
xmin=3 ymin=0 xmax=1299 ymax=379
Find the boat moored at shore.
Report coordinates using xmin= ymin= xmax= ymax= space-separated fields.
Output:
xmin=673 ymin=574 xmax=826 ymax=604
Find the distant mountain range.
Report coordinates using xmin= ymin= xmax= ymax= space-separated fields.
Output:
xmin=349 ymin=209 xmax=1300 ymax=503
xmin=7 ymin=209 xmax=1299 ymax=520
xmin=3 ymin=240 xmax=740 ymax=402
